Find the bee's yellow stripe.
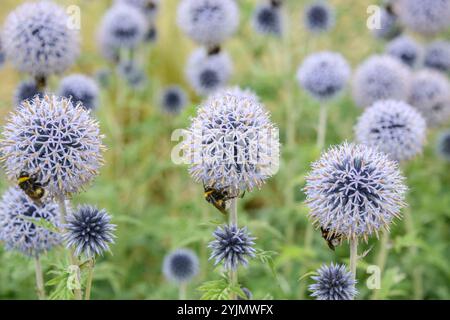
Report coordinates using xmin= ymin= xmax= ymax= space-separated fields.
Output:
xmin=18 ymin=177 xmax=30 ymax=183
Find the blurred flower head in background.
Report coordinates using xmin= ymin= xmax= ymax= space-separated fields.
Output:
xmin=0 ymin=96 xmax=105 ymax=197
xmin=177 ymin=0 xmax=240 ymax=47
xmin=371 ymin=5 xmax=401 ymax=40
xmin=355 ymin=100 xmax=427 ymax=162
xmin=436 ymin=130 xmax=450 ymax=161
xmin=13 ymin=80 xmax=44 ymax=107
xmin=184 ymin=89 xmax=279 ymax=193
xmin=304 ymin=142 xmax=407 ymax=241
xmin=0 ymin=187 xmax=61 ymax=257
xmin=117 ymin=60 xmax=148 ymax=89
xmin=424 ymin=40 xmax=450 ymax=73
xmin=309 ymin=263 xmax=357 ymax=300
xmin=408 ymin=69 xmax=450 ymax=128
xmin=2 ymin=1 xmax=80 ymax=77
xmin=352 ymin=55 xmax=410 ymax=108
xmin=303 ymin=1 xmax=335 ymax=34
xmin=160 ymin=85 xmax=188 ymax=115
xmin=209 ymin=224 xmax=256 ymax=271
xmin=297 ymin=51 xmax=351 ymax=101
xmin=185 ymin=48 xmax=233 ymax=96
xmin=163 ymin=248 xmax=200 ymax=283
xmin=58 ymin=74 xmax=100 ymax=111
xmin=386 ymin=35 xmax=423 ymax=68
xmin=252 ymin=2 xmax=284 ymax=36
xmin=116 ymin=0 xmax=160 ymax=21
xmin=64 ymin=205 xmax=116 ymax=257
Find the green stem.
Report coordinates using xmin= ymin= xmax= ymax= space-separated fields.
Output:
xmin=316 ymin=104 xmax=328 ymax=151
xmin=371 ymin=232 xmax=389 ymax=300
xmin=34 ymin=255 xmax=46 ymax=300
xmin=229 ymin=198 xmax=238 ymax=300
xmin=349 ymin=238 xmax=358 ymax=284
xmin=179 ymin=282 xmax=187 ymax=300
xmin=404 ymin=208 xmax=423 ymax=299
xmin=84 ymin=258 xmax=96 ymax=300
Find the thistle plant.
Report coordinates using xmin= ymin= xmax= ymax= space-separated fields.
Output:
xmin=159 ymin=85 xmax=188 ymax=115
xmin=371 ymin=4 xmax=401 ymax=40
xmin=309 ymin=263 xmax=357 ymax=300
xmin=303 ymin=1 xmax=335 ymax=34
xmin=424 ymin=40 xmax=450 ymax=73
xmin=58 ymin=74 xmax=100 ymax=111
xmin=13 ymin=80 xmax=44 ymax=107
xmin=251 ymin=1 xmax=285 ymax=37
xmin=436 ymin=130 xmax=450 ymax=161
xmin=163 ymin=248 xmax=200 ymax=299
xmin=386 ymin=35 xmax=423 ymax=68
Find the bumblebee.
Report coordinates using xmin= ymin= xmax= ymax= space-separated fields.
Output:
xmin=203 ymin=184 xmax=243 ymax=215
xmin=17 ymin=171 xmax=47 ymax=205
xmin=320 ymin=227 xmax=343 ymax=251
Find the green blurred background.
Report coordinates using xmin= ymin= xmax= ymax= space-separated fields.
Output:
xmin=0 ymin=0 xmax=449 ymax=299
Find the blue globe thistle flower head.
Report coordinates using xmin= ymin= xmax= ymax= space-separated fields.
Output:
xmin=117 ymin=60 xmax=148 ymax=89
xmin=177 ymin=0 xmax=240 ymax=47
xmin=115 ymin=0 xmax=160 ymax=22
xmin=183 ymin=89 xmax=280 ymax=193
xmin=424 ymin=40 xmax=450 ymax=73
xmin=13 ymin=80 xmax=44 ymax=107
xmin=386 ymin=35 xmax=423 ymax=68
xmin=208 ymin=224 xmax=256 ymax=271
xmin=185 ymin=48 xmax=233 ymax=96
xmin=309 ymin=263 xmax=357 ymax=300
xmin=355 ymin=100 xmax=427 ymax=162
xmin=2 ymin=1 xmax=80 ymax=77
xmin=304 ymin=142 xmax=407 ymax=241
xmin=0 ymin=95 xmax=105 ymax=197
xmin=251 ymin=2 xmax=284 ymax=36
xmin=408 ymin=69 xmax=450 ymax=127
xmin=98 ymin=4 xmax=147 ymax=52
xmin=296 ymin=51 xmax=351 ymax=101
xmin=64 ymin=205 xmax=116 ymax=257
xmin=303 ymin=1 xmax=335 ymax=34
xmin=163 ymin=248 xmax=200 ymax=283
xmin=436 ymin=130 xmax=450 ymax=161
xmin=0 ymin=187 xmax=61 ymax=257
xmin=58 ymin=74 xmax=100 ymax=111
xmin=352 ymin=55 xmax=411 ymax=108
xmin=372 ymin=5 xmax=401 ymax=40
xmin=397 ymin=0 xmax=450 ymax=36
xmin=160 ymin=85 xmax=188 ymax=115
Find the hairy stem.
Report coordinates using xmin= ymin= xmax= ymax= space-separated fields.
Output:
xmin=84 ymin=258 xmax=96 ymax=300
xmin=229 ymin=198 xmax=238 ymax=300
xmin=34 ymin=255 xmax=46 ymax=300
xmin=179 ymin=282 xmax=187 ymax=300
xmin=349 ymin=238 xmax=358 ymax=284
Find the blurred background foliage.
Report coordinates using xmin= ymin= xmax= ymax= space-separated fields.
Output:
xmin=0 ymin=0 xmax=449 ymax=299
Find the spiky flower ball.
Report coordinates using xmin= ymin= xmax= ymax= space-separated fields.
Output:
xmin=296 ymin=51 xmax=351 ymax=101
xmin=163 ymin=248 xmax=200 ymax=283
xmin=424 ymin=40 xmax=450 ymax=73
xmin=98 ymin=4 xmax=147 ymax=52
xmin=2 ymin=1 xmax=80 ymax=77
xmin=0 ymin=187 xmax=61 ymax=257
xmin=303 ymin=1 xmax=335 ymax=33
xmin=115 ymin=0 xmax=160 ymax=21
xmin=397 ymin=0 xmax=450 ymax=36
xmin=117 ymin=60 xmax=148 ymax=89
xmin=304 ymin=142 xmax=407 ymax=241
xmin=185 ymin=48 xmax=233 ymax=96
xmin=386 ymin=35 xmax=422 ymax=68
xmin=64 ymin=205 xmax=115 ymax=257
xmin=13 ymin=80 xmax=44 ymax=107
xmin=309 ymin=263 xmax=357 ymax=300
xmin=352 ymin=55 xmax=410 ymax=108
xmin=58 ymin=74 xmax=100 ymax=111
xmin=251 ymin=2 xmax=284 ymax=36
xmin=0 ymin=95 xmax=104 ymax=197
xmin=436 ymin=130 xmax=450 ymax=161
xmin=372 ymin=5 xmax=401 ymax=40
xmin=408 ymin=70 xmax=450 ymax=127
xmin=160 ymin=85 xmax=188 ymax=115
xmin=209 ymin=224 xmax=256 ymax=271
xmin=177 ymin=0 xmax=239 ymax=47
xmin=355 ymin=100 xmax=427 ymax=162
xmin=183 ymin=89 xmax=279 ymax=193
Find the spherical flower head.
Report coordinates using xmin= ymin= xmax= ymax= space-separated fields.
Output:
xmin=177 ymin=0 xmax=240 ymax=47
xmin=163 ymin=248 xmax=200 ymax=283
xmin=304 ymin=142 xmax=407 ymax=241
xmin=115 ymin=0 xmax=160 ymax=21
xmin=386 ymin=35 xmax=423 ymax=68
xmin=98 ymin=4 xmax=147 ymax=51
xmin=58 ymin=74 xmax=100 ymax=111
xmin=2 ymin=1 xmax=80 ymax=77
xmin=185 ymin=48 xmax=233 ymax=96
xmin=352 ymin=55 xmax=410 ymax=108
xmin=297 ymin=51 xmax=351 ymax=101
xmin=355 ymin=100 xmax=427 ymax=162
xmin=13 ymin=80 xmax=44 ymax=107
xmin=397 ymin=0 xmax=450 ymax=36
xmin=309 ymin=263 xmax=357 ymax=300
xmin=424 ymin=40 xmax=450 ymax=73
xmin=117 ymin=60 xmax=148 ymax=89
xmin=208 ymin=224 xmax=256 ymax=271
xmin=183 ymin=89 xmax=279 ymax=193
xmin=436 ymin=130 xmax=450 ymax=161
xmin=0 ymin=187 xmax=61 ymax=257
xmin=160 ymin=85 xmax=188 ymax=115
xmin=408 ymin=69 xmax=450 ymax=127
xmin=64 ymin=205 xmax=116 ymax=257
xmin=372 ymin=6 xmax=401 ymax=40
xmin=251 ymin=3 xmax=284 ymax=36
xmin=303 ymin=1 xmax=335 ymax=33
xmin=0 ymin=95 xmax=105 ymax=197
